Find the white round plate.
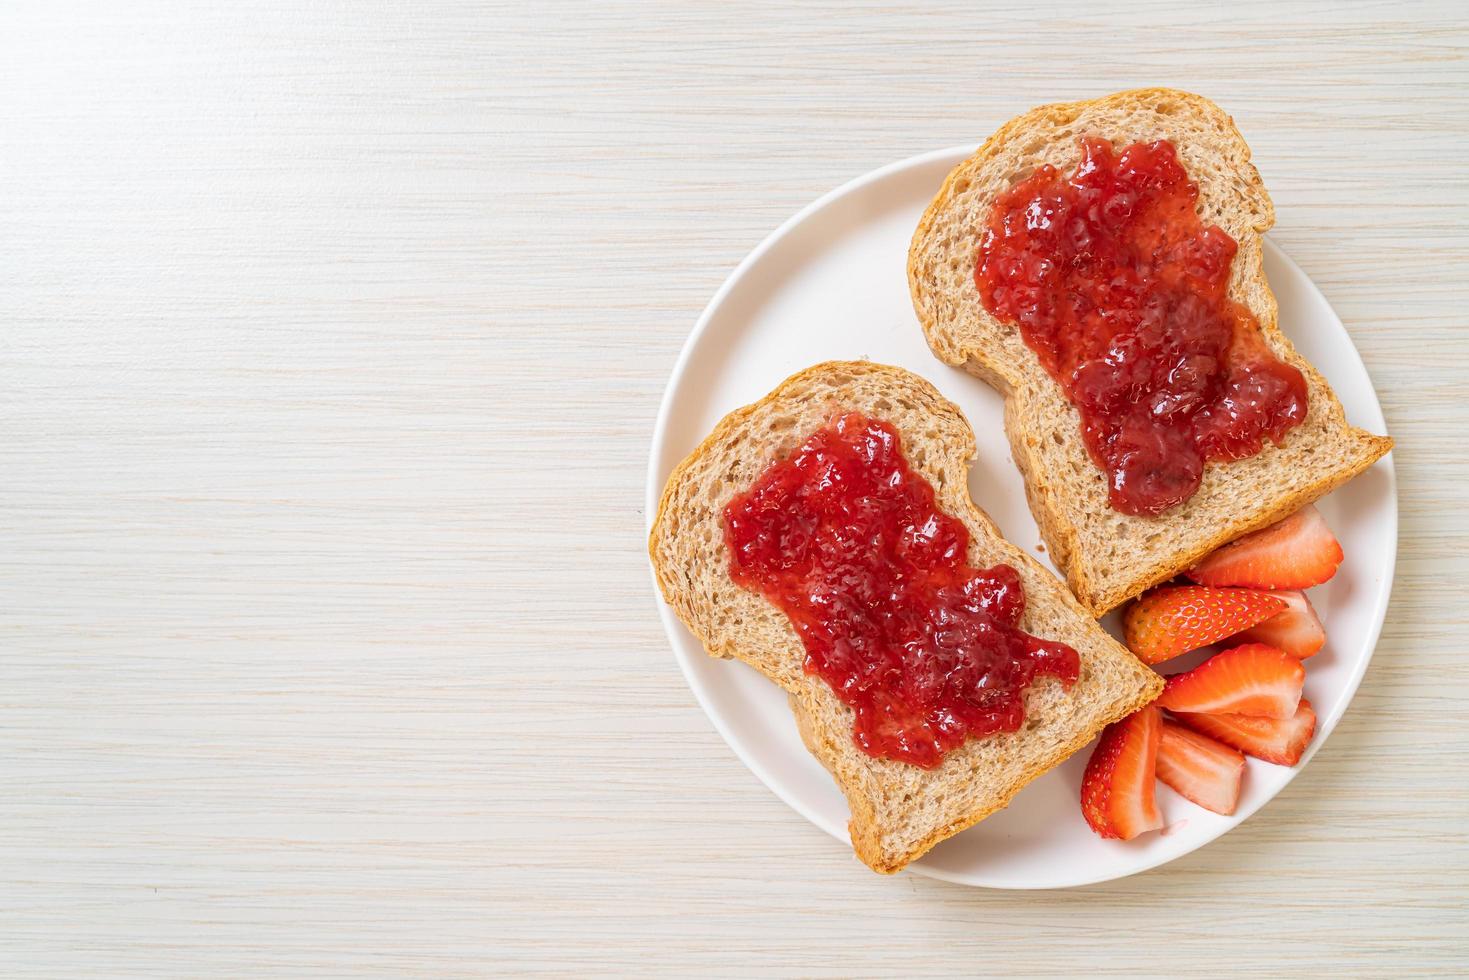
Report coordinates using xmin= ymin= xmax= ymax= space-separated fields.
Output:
xmin=645 ymin=146 xmax=1397 ymax=888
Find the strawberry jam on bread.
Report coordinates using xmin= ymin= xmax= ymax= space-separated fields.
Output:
xmin=909 ymin=89 xmax=1392 ymax=614
xmin=650 ymin=362 xmax=1162 ymax=872
xmin=974 ymin=135 xmax=1307 ymax=517
xmin=724 ymin=412 xmax=1080 ymax=769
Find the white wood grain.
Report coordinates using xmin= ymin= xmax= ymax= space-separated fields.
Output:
xmin=2 ymin=0 xmax=1467 ymax=975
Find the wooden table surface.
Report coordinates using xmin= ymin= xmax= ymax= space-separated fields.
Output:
xmin=4 ymin=1 xmax=1467 ymax=975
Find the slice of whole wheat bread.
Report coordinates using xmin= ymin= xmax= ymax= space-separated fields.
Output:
xmin=648 ymin=361 xmax=1162 ymax=873
xmin=908 ymin=88 xmax=1392 ymax=615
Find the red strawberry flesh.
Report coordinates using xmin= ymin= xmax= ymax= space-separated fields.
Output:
xmin=1234 ymin=589 xmax=1325 ymax=659
xmin=1156 ymin=721 xmax=1245 ymax=815
xmin=1171 ymin=698 xmax=1317 ymax=766
xmin=1081 ymin=705 xmax=1163 ymax=840
xmin=1158 ymin=643 xmax=1305 ymax=718
xmin=1188 ymin=504 xmax=1343 ymax=590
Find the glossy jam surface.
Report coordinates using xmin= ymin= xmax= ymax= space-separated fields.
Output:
xmin=723 ymin=414 xmax=1080 ymax=768
xmin=975 ymin=137 xmax=1308 ymax=516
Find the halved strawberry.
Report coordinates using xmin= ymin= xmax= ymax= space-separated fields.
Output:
xmin=1122 ymin=586 xmax=1285 ymax=665
xmin=1157 ymin=643 xmax=1304 ymax=718
xmin=1156 ymin=721 xmax=1245 ymax=815
xmin=1081 ymin=705 xmax=1163 ymax=840
xmin=1187 ymin=505 xmax=1343 ymax=590
xmin=1170 ymin=699 xmax=1317 ymax=766
xmin=1233 ymin=590 xmax=1325 ymax=659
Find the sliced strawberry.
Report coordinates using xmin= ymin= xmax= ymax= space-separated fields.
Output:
xmin=1187 ymin=505 xmax=1343 ymax=590
xmin=1081 ymin=705 xmax=1163 ymax=840
xmin=1233 ymin=590 xmax=1325 ymax=659
xmin=1171 ymin=699 xmax=1317 ymax=766
xmin=1122 ymin=586 xmax=1285 ymax=665
xmin=1156 ymin=721 xmax=1245 ymax=815
xmin=1157 ymin=643 xmax=1304 ymax=718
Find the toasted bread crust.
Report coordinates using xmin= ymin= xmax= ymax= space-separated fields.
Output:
xmin=908 ymin=89 xmax=1392 ymax=614
xmin=650 ymin=361 xmax=1162 ymax=873
xmin=838 ymin=702 xmax=1148 ymax=873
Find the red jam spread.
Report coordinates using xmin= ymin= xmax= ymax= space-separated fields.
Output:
xmin=723 ymin=414 xmax=1079 ymax=768
xmin=975 ymin=137 xmax=1308 ymax=516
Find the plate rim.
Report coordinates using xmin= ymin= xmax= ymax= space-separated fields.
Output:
xmin=644 ymin=144 xmax=1397 ymax=888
